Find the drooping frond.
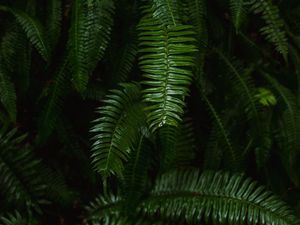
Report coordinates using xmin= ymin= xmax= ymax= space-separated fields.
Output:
xmin=0 ymin=212 xmax=31 ymax=225
xmin=121 ymin=134 xmax=151 ymax=211
xmin=68 ymin=0 xmax=115 ymax=92
xmin=263 ymin=73 xmax=300 ymax=186
xmin=250 ymin=0 xmax=288 ymax=59
xmin=138 ymin=12 xmax=197 ymax=132
xmin=46 ymin=0 xmax=62 ymax=48
xmin=37 ymin=59 xmax=70 ymax=144
xmin=0 ymin=24 xmax=31 ymax=95
xmin=85 ymin=192 xmax=122 ymax=222
xmin=0 ymin=5 xmax=50 ymax=61
xmin=67 ymin=0 xmax=90 ymax=92
xmin=229 ymin=0 xmax=247 ymax=32
xmin=186 ymin=0 xmax=207 ymax=44
xmin=141 ymin=169 xmax=300 ymax=225
xmin=158 ymin=118 xmax=195 ymax=172
xmin=202 ymin=94 xmax=240 ymax=171
xmin=217 ymin=51 xmax=259 ymax=120
xmin=0 ymin=66 xmax=16 ymax=123
xmin=0 ymin=128 xmax=48 ymax=211
xmin=158 ymin=125 xmax=179 ymax=172
xmin=87 ymin=0 xmax=115 ymax=72
xmin=111 ymin=42 xmax=138 ymax=84
xmin=90 ymin=83 xmax=145 ymax=178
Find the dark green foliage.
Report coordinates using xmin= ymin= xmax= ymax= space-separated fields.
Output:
xmin=90 ymin=83 xmax=145 ymax=178
xmin=1 ymin=0 xmax=300 ymax=224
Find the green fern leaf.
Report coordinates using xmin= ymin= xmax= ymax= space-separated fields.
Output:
xmin=264 ymin=73 xmax=300 ymax=186
xmin=121 ymin=134 xmax=151 ymax=211
xmin=46 ymin=0 xmax=62 ymax=48
xmin=0 ymin=212 xmax=30 ymax=225
xmin=37 ymin=59 xmax=70 ymax=144
xmin=0 ymin=66 xmax=17 ymax=123
xmin=0 ymin=128 xmax=48 ymax=212
xmin=138 ymin=14 xmax=197 ymax=132
xmin=141 ymin=169 xmax=300 ymax=225
xmin=250 ymin=0 xmax=288 ymax=59
xmin=229 ymin=0 xmax=247 ymax=32
xmin=68 ymin=0 xmax=115 ymax=93
xmin=151 ymin=0 xmax=182 ymax=26
xmin=90 ymin=83 xmax=145 ymax=178
xmin=88 ymin=0 xmax=115 ymax=72
xmin=85 ymin=192 xmax=122 ymax=221
xmin=187 ymin=0 xmax=207 ymax=44
xmin=68 ymin=0 xmax=89 ymax=92
xmin=0 ymin=5 xmax=50 ymax=61
xmin=1 ymin=24 xmax=31 ymax=95
xmin=202 ymin=94 xmax=240 ymax=171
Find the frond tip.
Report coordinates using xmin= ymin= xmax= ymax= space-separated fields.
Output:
xmin=90 ymin=83 xmax=145 ymax=178
xmin=250 ymin=0 xmax=288 ymax=59
xmin=138 ymin=15 xmax=197 ymax=132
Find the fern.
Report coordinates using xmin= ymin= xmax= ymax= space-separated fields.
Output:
xmin=202 ymin=94 xmax=240 ymax=171
xmin=111 ymin=42 xmax=138 ymax=84
xmin=187 ymin=0 xmax=207 ymax=44
xmin=138 ymin=12 xmax=197 ymax=132
xmin=172 ymin=117 xmax=196 ymax=167
xmin=0 ymin=128 xmax=48 ymax=212
xmin=37 ymin=59 xmax=70 ymax=144
xmin=68 ymin=0 xmax=115 ymax=92
xmin=90 ymin=83 xmax=145 ymax=178
xmin=87 ymin=0 xmax=115 ymax=72
xmin=0 ymin=66 xmax=17 ymax=123
xmin=229 ymin=0 xmax=247 ymax=32
xmin=85 ymin=169 xmax=300 ymax=225
xmin=68 ymin=0 xmax=90 ymax=92
xmin=0 ymin=24 xmax=31 ymax=95
xmin=85 ymin=192 xmax=122 ymax=222
xmin=263 ymin=73 xmax=300 ymax=186
xmin=46 ymin=0 xmax=62 ymax=48
xmin=121 ymin=134 xmax=151 ymax=211
xmin=0 ymin=5 xmax=50 ymax=61
xmin=250 ymin=0 xmax=288 ymax=59
xmin=0 ymin=212 xmax=31 ymax=225
xmin=141 ymin=169 xmax=300 ymax=225
xmin=158 ymin=118 xmax=195 ymax=172
xmin=151 ymin=0 xmax=182 ymax=26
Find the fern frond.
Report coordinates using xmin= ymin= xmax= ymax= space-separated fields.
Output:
xmin=90 ymin=83 xmax=145 ymax=178
xmin=68 ymin=0 xmax=89 ymax=92
xmin=121 ymin=134 xmax=151 ymax=211
xmin=85 ymin=192 xmax=122 ymax=221
xmin=171 ymin=117 xmax=196 ymax=168
xmin=250 ymin=0 xmax=288 ymax=59
xmin=46 ymin=0 xmax=62 ymax=48
xmin=0 ymin=66 xmax=17 ymax=123
xmin=202 ymin=94 xmax=239 ymax=170
xmin=138 ymin=14 xmax=197 ymax=132
xmin=151 ymin=0 xmax=182 ymax=26
xmin=87 ymin=0 xmax=115 ymax=72
xmin=0 ymin=24 xmax=31 ymax=95
xmin=111 ymin=42 xmax=138 ymax=84
xmin=68 ymin=0 xmax=115 ymax=92
xmin=263 ymin=73 xmax=300 ymax=186
xmin=141 ymin=169 xmax=300 ymax=225
xmin=0 ymin=128 xmax=48 ymax=211
xmin=229 ymin=0 xmax=247 ymax=32
xmin=187 ymin=0 xmax=207 ymax=44
xmin=0 ymin=212 xmax=29 ymax=225
xmin=37 ymin=59 xmax=70 ymax=144
xmin=0 ymin=5 xmax=50 ymax=61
